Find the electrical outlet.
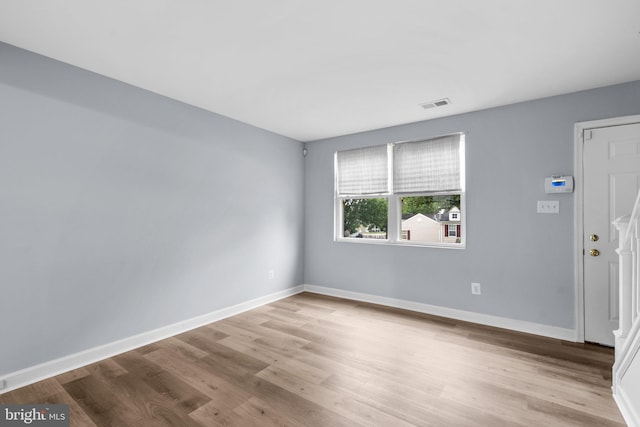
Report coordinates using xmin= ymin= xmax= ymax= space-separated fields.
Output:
xmin=471 ymin=282 xmax=481 ymax=295
xmin=537 ymin=200 xmax=559 ymax=214
xmin=268 ymin=269 xmax=275 ymax=280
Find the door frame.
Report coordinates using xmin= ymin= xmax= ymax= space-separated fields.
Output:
xmin=574 ymin=114 xmax=640 ymax=343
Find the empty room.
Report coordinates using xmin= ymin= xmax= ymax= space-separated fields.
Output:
xmin=1 ymin=1 xmax=640 ymax=426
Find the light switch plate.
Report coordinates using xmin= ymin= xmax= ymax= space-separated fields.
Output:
xmin=537 ymin=200 xmax=559 ymax=214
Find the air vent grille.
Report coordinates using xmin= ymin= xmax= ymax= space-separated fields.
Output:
xmin=419 ymin=98 xmax=451 ymax=109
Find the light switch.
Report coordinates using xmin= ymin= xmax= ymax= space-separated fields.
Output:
xmin=537 ymin=200 xmax=559 ymax=214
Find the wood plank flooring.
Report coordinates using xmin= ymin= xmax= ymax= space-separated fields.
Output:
xmin=0 ymin=292 xmax=626 ymax=426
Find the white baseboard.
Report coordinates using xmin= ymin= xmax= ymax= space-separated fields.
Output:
xmin=0 ymin=283 xmax=579 ymax=396
xmin=614 ymin=388 xmax=640 ymax=427
xmin=613 ymin=319 xmax=640 ymax=427
xmin=303 ymin=284 xmax=577 ymax=342
xmin=0 ymin=285 xmax=305 ymax=395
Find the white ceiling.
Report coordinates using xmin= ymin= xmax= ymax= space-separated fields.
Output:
xmin=1 ymin=1 xmax=639 ymax=142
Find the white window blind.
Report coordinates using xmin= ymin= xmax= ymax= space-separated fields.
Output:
xmin=393 ymin=134 xmax=462 ymax=193
xmin=336 ymin=144 xmax=388 ymax=195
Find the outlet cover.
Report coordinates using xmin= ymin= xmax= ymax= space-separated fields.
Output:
xmin=471 ymin=282 xmax=481 ymax=295
xmin=268 ymin=270 xmax=275 ymax=280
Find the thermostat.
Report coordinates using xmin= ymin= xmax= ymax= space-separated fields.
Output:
xmin=545 ymin=175 xmax=573 ymax=193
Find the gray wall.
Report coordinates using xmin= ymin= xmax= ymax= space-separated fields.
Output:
xmin=2 ymin=38 xmax=639 ymax=379
xmin=304 ymin=80 xmax=640 ymax=330
xmin=0 ymin=43 xmax=304 ymax=376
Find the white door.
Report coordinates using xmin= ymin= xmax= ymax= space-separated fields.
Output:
xmin=583 ymin=122 xmax=640 ymax=346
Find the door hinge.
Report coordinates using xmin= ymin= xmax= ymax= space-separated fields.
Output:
xmin=584 ymin=130 xmax=593 ymax=140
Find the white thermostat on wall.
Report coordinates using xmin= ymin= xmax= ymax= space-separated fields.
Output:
xmin=545 ymin=175 xmax=574 ymax=193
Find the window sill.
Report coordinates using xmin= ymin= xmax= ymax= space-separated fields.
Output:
xmin=335 ymin=237 xmax=465 ymax=250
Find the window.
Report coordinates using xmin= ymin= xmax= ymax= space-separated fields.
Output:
xmin=342 ymin=198 xmax=388 ymax=239
xmin=401 ymin=195 xmax=461 ymax=244
xmin=335 ymin=133 xmax=465 ymax=247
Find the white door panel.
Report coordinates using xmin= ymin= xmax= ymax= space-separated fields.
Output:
xmin=583 ymin=122 xmax=640 ymax=346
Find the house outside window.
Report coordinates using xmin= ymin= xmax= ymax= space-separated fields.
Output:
xmin=335 ymin=133 xmax=465 ymax=248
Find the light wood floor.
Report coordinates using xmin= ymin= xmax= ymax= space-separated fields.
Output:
xmin=0 ymin=292 xmax=626 ymax=426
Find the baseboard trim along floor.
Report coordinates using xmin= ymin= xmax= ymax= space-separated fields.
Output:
xmin=0 ymin=283 xmax=577 ymax=395
xmin=0 ymin=292 xmax=622 ymax=426
xmin=0 ymin=285 xmax=305 ymax=395
xmin=303 ymin=284 xmax=577 ymax=342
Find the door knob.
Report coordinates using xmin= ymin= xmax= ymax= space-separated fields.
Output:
xmin=590 ymin=234 xmax=599 ymax=242
xmin=589 ymin=249 xmax=600 ymax=256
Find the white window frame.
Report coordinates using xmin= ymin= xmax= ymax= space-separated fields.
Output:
xmin=334 ymin=134 xmax=466 ymax=249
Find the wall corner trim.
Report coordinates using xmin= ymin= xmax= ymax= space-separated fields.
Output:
xmin=303 ymin=284 xmax=577 ymax=342
xmin=0 ymin=285 xmax=305 ymax=395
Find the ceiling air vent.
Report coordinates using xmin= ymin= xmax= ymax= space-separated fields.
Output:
xmin=419 ymin=98 xmax=451 ymax=109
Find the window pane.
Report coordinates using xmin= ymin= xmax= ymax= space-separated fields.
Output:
xmin=342 ymin=198 xmax=388 ymax=239
xmin=401 ymin=195 xmax=462 ymax=244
